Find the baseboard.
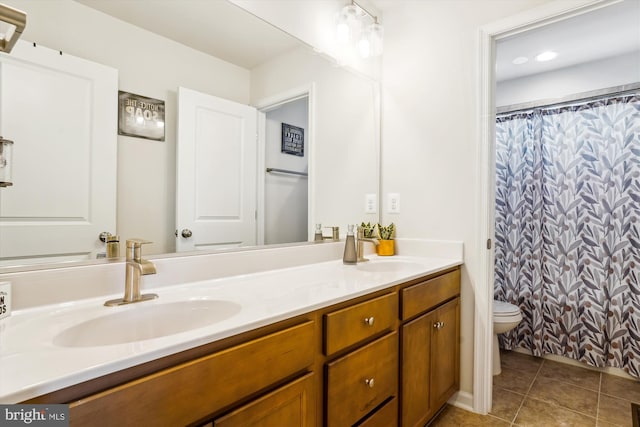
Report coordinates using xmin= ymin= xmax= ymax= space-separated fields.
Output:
xmin=448 ymin=390 xmax=474 ymax=412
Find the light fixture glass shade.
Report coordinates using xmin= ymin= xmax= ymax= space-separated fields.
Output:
xmin=0 ymin=137 xmax=14 ymax=187
xmin=358 ymin=22 xmax=383 ymax=58
xmin=335 ymin=4 xmax=362 ymax=45
xmin=367 ymin=22 xmax=384 ymax=57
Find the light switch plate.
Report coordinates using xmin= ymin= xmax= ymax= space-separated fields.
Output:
xmin=365 ymin=193 xmax=377 ymax=213
xmin=387 ymin=193 xmax=400 ymax=213
xmin=0 ymin=282 xmax=11 ymax=320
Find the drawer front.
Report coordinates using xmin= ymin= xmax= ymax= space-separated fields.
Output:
xmin=324 ymin=292 xmax=397 ymax=355
xmin=214 ymin=373 xmax=315 ymax=427
xmin=401 ymin=269 xmax=460 ymax=320
xmin=326 ymin=331 xmax=398 ymax=427
xmin=69 ymin=321 xmax=315 ymax=427
xmin=357 ymin=397 xmax=398 ymax=427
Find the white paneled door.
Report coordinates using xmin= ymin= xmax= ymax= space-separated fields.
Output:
xmin=0 ymin=41 xmax=118 ymax=265
xmin=176 ymin=87 xmax=257 ymax=252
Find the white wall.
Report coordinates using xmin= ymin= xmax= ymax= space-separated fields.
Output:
xmin=378 ymin=0 xmax=553 ymax=397
xmin=251 ymin=46 xmax=379 ymax=231
xmin=4 ymin=0 xmax=250 ymax=255
xmin=264 ymin=98 xmax=309 ymax=244
xmin=497 ymin=51 xmax=640 ymax=107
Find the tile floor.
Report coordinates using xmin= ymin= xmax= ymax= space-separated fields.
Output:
xmin=430 ymin=350 xmax=640 ymax=426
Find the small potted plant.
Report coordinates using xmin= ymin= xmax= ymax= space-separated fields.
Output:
xmin=360 ymin=222 xmax=376 ymax=238
xmin=376 ymin=223 xmax=395 ymax=256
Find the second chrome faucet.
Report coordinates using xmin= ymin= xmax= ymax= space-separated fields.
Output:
xmin=105 ymin=239 xmax=158 ymax=306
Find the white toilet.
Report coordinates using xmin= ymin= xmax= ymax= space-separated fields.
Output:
xmin=493 ymin=300 xmax=523 ymax=375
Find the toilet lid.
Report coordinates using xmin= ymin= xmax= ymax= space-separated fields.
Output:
xmin=494 ymin=300 xmax=520 ymax=316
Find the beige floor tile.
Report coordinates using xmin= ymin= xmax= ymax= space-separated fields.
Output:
xmin=601 ymin=374 xmax=640 ymax=404
xmin=490 ymin=386 xmax=525 ymax=422
xmin=597 ymin=394 xmax=634 ymax=426
xmin=596 ymin=421 xmax=625 ymax=427
xmin=514 ymin=397 xmax=597 ymax=427
xmin=538 ymin=359 xmax=601 ymax=391
xmin=493 ymin=366 xmax=537 ymax=394
xmin=500 ymin=350 xmax=544 ymax=375
xmin=528 ymin=375 xmax=599 ymax=417
xmin=430 ymin=405 xmax=511 ymax=426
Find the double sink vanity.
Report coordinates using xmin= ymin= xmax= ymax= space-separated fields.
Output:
xmin=0 ymin=241 xmax=462 ymax=426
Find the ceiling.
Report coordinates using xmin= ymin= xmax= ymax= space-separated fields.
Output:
xmin=74 ymin=0 xmax=301 ymax=69
xmin=496 ymin=0 xmax=640 ymax=82
xmin=75 ymin=0 xmax=639 ymax=79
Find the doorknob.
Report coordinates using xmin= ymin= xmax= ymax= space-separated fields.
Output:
xmin=177 ymin=229 xmax=193 ymax=238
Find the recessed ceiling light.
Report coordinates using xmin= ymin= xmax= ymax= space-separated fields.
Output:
xmin=535 ymin=51 xmax=558 ymax=62
xmin=512 ymin=56 xmax=529 ymax=65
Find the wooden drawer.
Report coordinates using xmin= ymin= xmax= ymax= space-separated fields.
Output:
xmin=326 ymin=331 xmax=398 ymax=427
xmin=324 ymin=292 xmax=397 ymax=355
xmin=357 ymin=397 xmax=398 ymax=427
xmin=214 ymin=373 xmax=315 ymax=427
xmin=401 ymin=269 xmax=460 ymax=320
xmin=69 ymin=321 xmax=315 ymax=427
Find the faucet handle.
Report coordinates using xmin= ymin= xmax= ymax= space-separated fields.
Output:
xmin=126 ymin=238 xmax=153 ymax=249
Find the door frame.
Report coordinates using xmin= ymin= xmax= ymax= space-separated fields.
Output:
xmin=474 ymin=0 xmax=617 ymax=414
xmin=253 ymin=83 xmax=315 ymax=245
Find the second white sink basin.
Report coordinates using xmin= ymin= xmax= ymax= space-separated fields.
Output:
xmin=356 ymin=259 xmax=424 ymax=273
xmin=53 ymin=300 xmax=241 ymax=347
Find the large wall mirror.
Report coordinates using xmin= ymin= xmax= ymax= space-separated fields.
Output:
xmin=0 ymin=0 xmax=380 ymax=270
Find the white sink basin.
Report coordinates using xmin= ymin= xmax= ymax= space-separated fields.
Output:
xmin=53 ymin=300 xmax=241 ymax=347
xmin=356 ymin=259 xmax=424 ymax=273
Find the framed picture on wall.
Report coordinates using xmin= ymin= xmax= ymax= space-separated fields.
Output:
xmin=281 ymin=123 xmax=304 ymax=156
xmin=118 ymin=91 xmax=165 ymax=141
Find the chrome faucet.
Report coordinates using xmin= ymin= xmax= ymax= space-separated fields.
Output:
xmin=105 ymin=239 xmax=158 ymax=306
xmin=357 ymin=226 xmax=379 ymax=263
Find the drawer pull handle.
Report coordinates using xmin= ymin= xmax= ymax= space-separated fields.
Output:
xmin=365 ymin=378 xmax=375 ymax=388
xmin=433 ymin=321 xmax=445 ymax=329
xmin=363 ymin=316 xmax=375 ymax=326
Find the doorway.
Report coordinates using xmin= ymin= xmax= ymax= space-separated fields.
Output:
xmin=255 ymin=84 xmax=314 ymax=246
xmin=475 ymin=0 xmax=630 ymax=414
xmin=262 ymin=96 xmax=309 ymax=245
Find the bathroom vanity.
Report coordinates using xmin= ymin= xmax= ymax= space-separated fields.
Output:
xmin=0 ymin=248 xmax=461 ymax=426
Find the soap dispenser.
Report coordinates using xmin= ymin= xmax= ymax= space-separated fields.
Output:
xmin=343 ymin=224 xmax=357 ymax=265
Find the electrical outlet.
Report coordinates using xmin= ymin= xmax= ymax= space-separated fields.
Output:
xmin=387 ymin=193 xmax=400 ymax=214
xmin=0 ymin=282 xmax=11 ymax=320
xmin=365 ymin=193 xmax=377 ymax=213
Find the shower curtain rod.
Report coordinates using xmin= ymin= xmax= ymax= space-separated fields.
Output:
xmin=497 ymin=82 xmax=640 ymax=115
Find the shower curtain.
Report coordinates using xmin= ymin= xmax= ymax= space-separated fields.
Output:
xmin=494 ymin=92 xmax=640 ymax=377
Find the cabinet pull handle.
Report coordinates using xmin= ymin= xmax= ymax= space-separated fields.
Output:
xmin=365 ymin=378 xmax=375 ymax=388
xmin=363 ymin=316 xmax=375 ymax=326
xmin=433 ymin=321 xmax=445 ymax=329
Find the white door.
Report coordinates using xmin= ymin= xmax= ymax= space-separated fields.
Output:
xmin=176 ymin=87 xmax=257 ymax=252
xmin=0 ymin=41 xmax=118 ymax=266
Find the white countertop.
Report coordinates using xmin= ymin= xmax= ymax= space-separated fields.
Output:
xmin=0 ymin=255 xmax=461 ymax=403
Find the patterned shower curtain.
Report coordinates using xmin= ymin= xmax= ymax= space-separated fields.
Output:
xmin=494 ymin=93 xmax=640 ymax=377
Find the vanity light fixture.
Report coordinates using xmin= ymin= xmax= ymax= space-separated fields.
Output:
xmin=0 ymin=137 xmax=14 ymax=187
xmin=535 ymin=50 xmax=558 ymax=62
xmin=0 ymin=3 xmax=26 ymax=54
xmin=335 ymin=1 xmax=383 ymax=58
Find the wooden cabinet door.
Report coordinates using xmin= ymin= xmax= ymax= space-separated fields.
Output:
xmin=401 ymin=312 xmax=432 ymax=427
xmin=214 ymin=373 xmax=315 ymax=427
xmin=430 ymin=298 xmax=460 ymax=411
xmin=401 ymin=297 xmax=460 ymax=427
